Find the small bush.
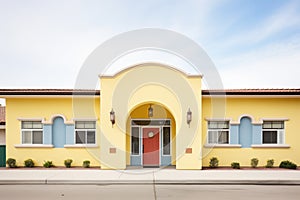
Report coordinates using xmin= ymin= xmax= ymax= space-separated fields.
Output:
xmin=83 ymin=160 xmax=90 ymax=168
xmin=209 ymin=157 xmax=219 ymax=168
xmin=266 ymin=159 xmax=274 ymax=168
xmin=231 ymin=162 xmax=240 ymax=169
xmin=43 ymin=160 xmax=54 ymax=168
xmin=6 ymin=158 xmax=17 ymax=168
xmin=24 ymin=159 xmax=34 ymax=168
xmin=251 ymin=158 xmax=259 ymax=168
xmin=279 ymin=160 xmax=297 ymax=169
xmin=64 ymin=159 xmax=73 ymax=168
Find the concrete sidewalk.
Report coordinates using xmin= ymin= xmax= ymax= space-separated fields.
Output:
xmin=1 ymin=168 xmax=300 ymax=185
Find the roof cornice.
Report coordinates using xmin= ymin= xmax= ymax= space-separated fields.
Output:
xmin=0 ymin=89 xmax=100 ymax=96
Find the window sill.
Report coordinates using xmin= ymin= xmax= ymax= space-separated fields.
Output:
xmin=204 ymin=144 xmax=242 ymax=148
xmin=251 ymin=144 xmax=290 ymax=148
xmin=14 ymin=144 xmax=54 ymax=148
xmin=64 ymin=144 xmax=99 ymax=148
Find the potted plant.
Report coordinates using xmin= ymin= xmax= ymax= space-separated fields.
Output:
xmin=83 ymin=160 xmax=90 ymax=168
xmin=64 ymin=159 xmax=73 ymax=168
xmin=6 ymin=158 xmax=17 ymax=168
xmin=24 ymin=159 xmax=35 ymax=168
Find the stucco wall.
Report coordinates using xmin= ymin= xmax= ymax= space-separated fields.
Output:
xmin=202 ymin=97 xmax=300 ymax=167
xmin=6 ymin=97 xmax=100 ymax=167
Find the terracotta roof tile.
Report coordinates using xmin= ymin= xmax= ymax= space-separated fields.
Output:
xmin=0 ymin=89 xmax=100 ymax=96
xmin=202 ymin=89 xmax=300 ymax=95
xmin=0 ymin=88 xmax=300 ymax=96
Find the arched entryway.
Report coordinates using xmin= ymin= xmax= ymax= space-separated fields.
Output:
xmin=126 ymin=103 xmax=176 ymax=167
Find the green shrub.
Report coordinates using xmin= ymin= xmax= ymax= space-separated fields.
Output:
xmin=251 ymin=158 xmax=259 ymax=168
xmin=64 ymin=159 xmax=73 ymax=168
xmin=266 ymin=159 xmax=274 ymax=168
xmin=43 ymin=160 xmax=54 ymax=168
xmin=209 ymin=157 xmax=219 ymax=168
xmin=6 ymin=158 xmax=17 ymax=168
xmin=279 ymin=160 xmax=297 ymax=169
xmin=24 ymin=159 xmax=34 ymax=168
xmin=83 ymin=160 xmax=90 ymax=168
xmin=231 ymin=162 xmax=240 ymax=169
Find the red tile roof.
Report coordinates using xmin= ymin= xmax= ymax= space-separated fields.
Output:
xmin=0 ymin=89 xmax=299 ymax=96
xmin=0 ymin=106 xmax=5 ymax=124
xmin=0 ymin=89 xmax=100 ymax=96
xmin=202 ymin=89 xmax=300 ymax=96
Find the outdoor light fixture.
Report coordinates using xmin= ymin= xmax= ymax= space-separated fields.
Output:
xmin=148 ymin=104 xmax=153 ymax=118
xmin=110 ymin=109 xmax=115 ymax=127
xmin=187 ymin=108 xmax=192 ymax=127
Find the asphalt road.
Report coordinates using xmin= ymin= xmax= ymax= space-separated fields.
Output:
xmin=0 ymin=184 xmax=300 ymax=200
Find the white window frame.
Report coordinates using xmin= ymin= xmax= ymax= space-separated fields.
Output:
xmin=162 ymin=125 xmax=171 ymax=156
xmin=207 ymin=121 xmax=230 ymax=144
xmin=74 ymin=121 xmax=96 ymax=144
xmin=21 ymin=121 xmax=43 ymax=144
xmin=262 ymin=121 xmax=285 ymax=145
xmin=131 ymin=126 xmax=140 ymax=156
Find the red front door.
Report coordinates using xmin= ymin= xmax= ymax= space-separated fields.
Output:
xmin=143 ymin=127 xmax=160 ymax=166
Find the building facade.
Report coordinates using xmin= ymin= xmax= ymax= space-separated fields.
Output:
xmin=0 ymin=63 xmax=299 ymax=169
xmin=0 ymin=106 xmax=5 ymax=167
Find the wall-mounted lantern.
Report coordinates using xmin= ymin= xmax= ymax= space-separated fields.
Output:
xmin=110 ymin=108 xmax=115 ymax=127
xmin=148 ymin=104 xmax=153 ymax=118
xmin=187 ymin=108 xmax=192 ymax=127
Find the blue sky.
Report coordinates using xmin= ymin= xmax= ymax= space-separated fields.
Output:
xmin=0 ymin=0 xmax=300 ymax=90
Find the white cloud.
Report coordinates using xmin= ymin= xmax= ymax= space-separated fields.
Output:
xmin=218 ymin=36 xmax=300 ymax=88
xmin=219 ymin=0 xmax=300 ymax=49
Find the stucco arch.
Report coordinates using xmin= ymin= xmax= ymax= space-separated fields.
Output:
xmin=99 ymin=63 xmax=202 ymax=169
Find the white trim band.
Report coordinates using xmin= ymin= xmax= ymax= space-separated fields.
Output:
xmin=64 ymin=144 xmax=99 ymax=148
xmin=251 ymin=144 xmax=290 ymax=148
xmin=204 ymin=144 xmax=242 ymax=148
xmin=14 ymin=144 xmax=54 ymax=148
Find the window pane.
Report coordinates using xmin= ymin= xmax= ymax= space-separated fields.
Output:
xmin=163 ymin=127 xmax=171 ymax=155
xmin=32 ymin=131 xmax=43 ymax=144
xmin=218 ymin=122 xmax=229 ymax=129
xmin=131 ymin=127 xmax=139 ymax=155
xmin=75 ymin=122 xmax=85 ymax=129
xmin=87 ymin=131 xmax=95 ymax=144
xmin=263 ymin=131 xmax=277 ymax=144
xmin=262 ymin=121 xmax=272 ymax=129
xmin=208 ymin=131 xmax=218 ymax=143
xmin=22 ymin=122 xmax=33 ymax=129
xmin=208 ymin=121 xmax=229 ymax=129
xmin=208 ymin=122 xmax=218 ymax=129
xmin=218 ymin=131 xmax=229 ymax=144
xmin=76 ymin=131 xmax=86 ymax=144
xmin=84 ymin=122 xmax=96 ymax=129
xmin=32 ymin=121 xmax=42 ymax=129
xmin=22 ymin=131 xmax=31 ymax=144
xmin=272 ymin=121 xmax=284 ymax=129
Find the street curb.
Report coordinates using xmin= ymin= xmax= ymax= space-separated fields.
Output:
xmin=1 ymin=179 xmax=300 ymax=185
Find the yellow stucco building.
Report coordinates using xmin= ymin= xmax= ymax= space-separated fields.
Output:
xmin=0 ymin=63 xmax=299 ymax=169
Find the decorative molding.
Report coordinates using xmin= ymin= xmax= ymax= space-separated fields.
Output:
xmin=64 ymin=144 xmax=99 ymax=148
xmin=251 ymin=144 xmax=290 ymax=148
xmin=260 ymin=118 xmax=289 ymax=122
xmin=72 ymin=118 xmax=98 ymax=121
xmin=205 ymin=118 xmax=232 ymax=122
xmin=17 ymin=118 xmax=44 ymax=121
xmin=204 ymin=144 xmax=242 ymax=148
xmin=14 ymin=144 xmax=54 ymax=148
